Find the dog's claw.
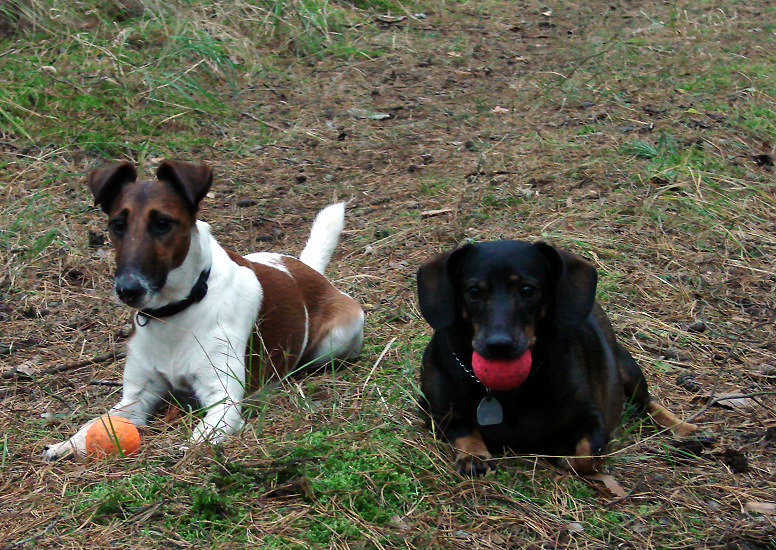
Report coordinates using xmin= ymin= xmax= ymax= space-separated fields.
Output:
xmin=455 ymin=454 xmax=495 ymax=477
xmin=42 ymin=443 xmax=75 ymax=462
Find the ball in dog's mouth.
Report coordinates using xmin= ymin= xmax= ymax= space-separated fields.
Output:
xmin=471 ymin=350 xmax=532 ymax=391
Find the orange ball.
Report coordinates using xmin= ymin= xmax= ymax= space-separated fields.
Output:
xmin=85 ymin=415 xmax=141 ymax=458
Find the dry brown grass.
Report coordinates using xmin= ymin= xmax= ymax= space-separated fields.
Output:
xmin=2 ymin=0 xmax=775 ymax=548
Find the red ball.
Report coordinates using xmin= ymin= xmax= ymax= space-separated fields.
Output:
xmin=471 ymin=350 xmax=532 ymax=391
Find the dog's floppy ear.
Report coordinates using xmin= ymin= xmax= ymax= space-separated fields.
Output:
xmin=156 ymin=160 xmax=213 ymax=213
xmin=87 ymin=161 xmax=137 ymax=214
xmin=535 ymin=242 xmax=597 ymax=326
xmin=417 ymin=244 xmax=472 ymax=329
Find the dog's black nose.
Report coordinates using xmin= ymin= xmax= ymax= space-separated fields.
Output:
xmin=114 ymin=274 xmax=147 ymax=307
xmin=482 ymin=333 xmax=519 ymax=358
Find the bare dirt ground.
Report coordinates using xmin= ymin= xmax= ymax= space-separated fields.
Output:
xmin=1 ymin=0 xmax=775 ymax=548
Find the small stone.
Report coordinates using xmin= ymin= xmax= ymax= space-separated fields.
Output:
xmin=721 ymin=448 xmax=748 ymax=473
xmin=88 ymin=230 xmax=106 ymax=248
xmin=763 ymin=427 xmax=776 ymax=443
xmin=686 ymin=319 xmax=706 ymax=333
xmin=676 ymin=370 xmax=702 ymax=392
xmin=118 ymin=323 xmax=133 ymax=338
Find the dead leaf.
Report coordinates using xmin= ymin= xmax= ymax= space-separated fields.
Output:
xmin=390 ymin=515 xmax=411 ymax=530
xmin=2 ymin=356 xmax=43 ymax=378
xmin=710 ymin=392 xmax=757 ymax=411
xmin=584 ymin=473 xmax=627 ymax=498
xmin=375 ymin=14 xmax=406 ymax=24
xmin=347 ymin=108 xmax=391 ymax=120
xmin=420 ymin=208 xmax=453 ymax=217
xmin=566 ymin=522 xmax=584 ymax=534
xmin=743 ymin=502 xmax=776 ymax=515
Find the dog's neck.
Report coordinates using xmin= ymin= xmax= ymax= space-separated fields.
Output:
xmin=139 ymin=221 xmax=213 ymax=312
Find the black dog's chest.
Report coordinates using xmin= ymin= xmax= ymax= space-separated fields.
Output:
xmin=476 ymin=392 xmax=589 ymax=455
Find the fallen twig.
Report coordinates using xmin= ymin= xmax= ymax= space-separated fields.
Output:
xmin=42 ymin=350 xmax=125 ymax=375
xmin=0 ymin=350 xmax=125 ymax=379
xmin=87 ymin=379 xmax=122 ymax=387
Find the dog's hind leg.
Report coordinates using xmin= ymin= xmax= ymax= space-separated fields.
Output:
xmin=617 ymin=344 xmax=697 ymax=437
xmin=303 ymin=301 xmax=364 ymax=369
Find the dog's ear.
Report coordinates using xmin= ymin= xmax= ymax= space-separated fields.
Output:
xmin=417 ymin=244 xmax=472 ymax=329
xmin=156 ymin=160 xmax=213 ymax=213
xmin=535 ymin=242 xmax=597 ymax=326
xmin=87 ymin=162 xmax=137 ymax=214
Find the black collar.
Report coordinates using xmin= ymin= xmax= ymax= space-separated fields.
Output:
xmin=136 ymin=268 xmax=211 ymax=326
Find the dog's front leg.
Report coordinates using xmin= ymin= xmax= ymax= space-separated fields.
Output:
xmin=559 ymin=415 xmax=609 ymax=474
xmin=451 ymin=428 xmax=495 ymax=476
xmin=42 ymin=363 xmax=166 ymax=460
xmin=189 ymin=361 xmax=246 ymax=445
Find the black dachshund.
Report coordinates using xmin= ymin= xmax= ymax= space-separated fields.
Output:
xmin=417 ymin=240 xmax=696 ymax=475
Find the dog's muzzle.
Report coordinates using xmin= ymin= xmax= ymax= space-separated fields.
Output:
xmin=114 ymin=272 xmax=154 ymax=308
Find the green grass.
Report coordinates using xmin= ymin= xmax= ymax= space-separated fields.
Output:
xmin=61 ymin=414 xmax=716 ymax=548
xmin=61 ymin=420 xmax=438 ymax=547
xmin=0 ymin=0 xmax=398 ymax=158
xmin=0 ymin=174 xmax=75 ymax=293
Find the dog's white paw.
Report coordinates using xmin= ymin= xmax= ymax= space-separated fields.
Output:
xmin=42 ymin=440 xmax=78 ymax=461
xmin=190 ymin=408 xmax=244 ymax=445
xmin=42 ymin=424 xmax=91 ymax=461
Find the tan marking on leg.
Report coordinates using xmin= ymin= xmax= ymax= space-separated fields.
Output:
xmin=452 ymin=430 xmax=493 ymax=475
xmin=561 ymin=438 xmax=604 ymax=475
xmin=647 ymin=400 xmax=698 ymax=437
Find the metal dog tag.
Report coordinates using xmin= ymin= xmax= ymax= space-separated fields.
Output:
xmin=477 ymin=394 xmax=503 ymax=426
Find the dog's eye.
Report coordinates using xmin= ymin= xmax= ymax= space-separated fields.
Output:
xmin=519 ymin=284 xmax=538 ymax=300
xmin=109 ymin=219 xmax=127 ymax=237
xmin=465 ymin=285 xmax=483 ymax=301
xmin=151 ymin=218 xmax=173 ymax=235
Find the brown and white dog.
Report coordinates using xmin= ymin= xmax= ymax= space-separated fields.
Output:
xmin=43 ymin=160 xmax=364 ymax=459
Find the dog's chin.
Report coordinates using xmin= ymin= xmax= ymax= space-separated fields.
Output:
xmin=114 ymin=291 xmax=151 ymax=310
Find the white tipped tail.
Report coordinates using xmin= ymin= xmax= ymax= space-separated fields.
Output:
xmin=299 ymin=202 xmax=346 ymax=275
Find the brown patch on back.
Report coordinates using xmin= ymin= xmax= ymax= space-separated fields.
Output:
xmin=226 ymin=252 xmax=361 ymax=391
xmin=284 ymin=257 xmax=363 ymax=364
xmin=647 ymin=400 xmax=698 ymax=437
xmin=227 ymin=252 xmax=306 ymax=389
